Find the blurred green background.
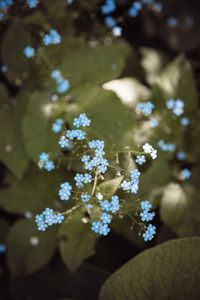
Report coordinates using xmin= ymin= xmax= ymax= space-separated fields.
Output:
xmin=0 ymin=0 xmax=200 ymax=299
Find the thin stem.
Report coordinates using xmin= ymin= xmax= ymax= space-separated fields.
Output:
xmin=91 ymin=172 xmax=98 ymax=196
xmin=62 ymin=204 xmax=83 ymax=216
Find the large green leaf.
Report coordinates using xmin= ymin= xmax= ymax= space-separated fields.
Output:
xmin=160 ymin=183 xmax=200 ymax=237
xmin=152 ymin=55 xmax=198 ymax=115
xmin=0 ymin=94 xmax=29 ymax=179
xmin=59 ymin=211 xmax=97 ymax=272
xmin=6 ymin=219 xmax=57 ymax=277
xmin=99 ymin=237 xmax=200 ymax=300
xmin=22 ymin=91 xmax=58 ymax=161
xmin=1 ymin=19 xmax=30 ymax=81
xmin=0 ymin=166 xmax=68 ymax=215
xmin=73 ymin=87 xmax=135 ymax=154
xmin=42 ymin=37 xmax=131 ymax=90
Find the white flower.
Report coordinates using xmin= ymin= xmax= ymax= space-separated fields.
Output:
xmin=143 ymin=143 xmax=153 ymax=154
xmin=96 ymin=192 xmax=103 ymax=200
xmin=151 ymin=149 xmax=157 ymax=159
xmin=143 ymin=143 xmax=157 ymax=159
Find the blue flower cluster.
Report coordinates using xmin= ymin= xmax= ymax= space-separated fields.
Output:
xmin=27 ymin=0 xmax=38 ymax=8
xmin=23 ymin=46 xmax=35 ymax=58
xmin=0 ymin=243 xmax=6 ymax=253
xmin=38 ymin=152 xmax=55 ymax=171
xmin=143 ymin=224 xmax=156 ymax=242
xmin=66 ymin=129 xmax=86 ymax=141
xmin=91 ymin=195 xmax=120 ymax=236
xmin=74 ymin=173 xmax=92 ymax=188
xmin=121 ymin=169 xmax=141 ymax=194
xmin=51 ymin=70 xmax=70 ymax=94
xmin=100 ymin=195 xmax=120 ymax=213
xmin=35 ymin=208 xmax=64 ymax=231
xmin=128 ymin=0 xmax=163 ymax=17
xmin=140 ymin=201 xmax=156 ymax=241
xmin=158 ymin=139 xmax=176 ymax=152
xmin=52 ymin=118 xmax=64 ymax=133
xmin=135 ymin=155 xmax=146 ymax=165
xmin=43 ymin=29 xmax=61 ymax=46
xmin=166 ymin=99 xmax=184 ymax=116
xmin=81 ymin=140 xmax=109 ymax=174
xmin=140 ymin=200 xmax=155 ymax=222
xmin=73 ymin=113 xmax=91 ymax=128
xmin=136 ymin=101 xmax=155 ymax=116
xmin=181 ymin=168 xmax=191 ymax=180
xmin=59 ymin=182 xmax=72 ymax=200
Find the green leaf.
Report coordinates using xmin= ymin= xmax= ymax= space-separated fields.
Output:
xmin=6 ymin=219 xmax=57 ymax=277
xmin=138 ymin=157 xmax=170 ymax=200
xmin=43 ymin=37 xmax=130 ymax=89
xmin=0 ymin=166 xmax=68 ymax=215
xmin=152 ymin=55 xmax=198 ymax=115
xmin=160 ymin=183 xmax=200 ymax=237
xmin=22 ymin=91 xmax=58 ymax=161
xmin=0 ymin=101 xmax=29 ymax=179
xmin=74 ymin=87 xmax=135 ymax=153
xmin=103 ymin=77 xmax=151 ymax=108
xmin=99 ymin=237 xmax=200 ymax=300
xmin=59 ymin=211 xmax=97 ymax=272
xmin=1 ymin=19 xmax=30 ymax=81
xmin=98 ymin=176 xmax=124 ymax=198
xmin=140 ymin=47 xmax=169 ymax=85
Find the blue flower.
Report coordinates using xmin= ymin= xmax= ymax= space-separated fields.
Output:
xmin=52 ymin=118 xmax=64 ymax=133
xmin=91 ymin=221 xmax=110 ymax=236
xmin=74 ymin=173 xmax=92 ymax=188
xmin=73 ymin=113 xmax=91 ymax=128
xmin=140 ymin=200 xmax=152 ymax=212
xmin=166 ymin=99 xmax=184 ymax=116
xmin=35 ymin=208 xmax=64 ymax=231
xmin=181 ymin=168 xmax=191 ymax=180
xmin=158 ymin=140 xmax=176 ymax=152
xmin=81 ymin=193 xmax=91 ymax=202
xmin=23 ymin=46 xmax=35 ymax=58
xmin=43 ymin=29 xmax=61 ymax=45
xmin=135 ymin=155 xmax=146 ymax=165
xmin=143 ymin=224 xmax=156 ymax=241
xmin=101 ymin=212 xmax=112 ymax=224
xmin=44 ymin=160 xmax=55 ymax=172
xmin=39 ymin=152 xmax=49 ymax=162
xmin=176 ymin=151 xmax=186 ymax=161
xmin=167 ymin=17 xmax=178 ymax=27
xmin=149 ymin=118 xmax=159 ymax=128
xmin=59 ymin=182 xmax=72 ymax=201
xmin=66 ymin=129 xmax=86 ymax=141
xmin=104 ymin=16 xmax=116 ymax=28
xmin=56 ymin=78 xmax=70 ymax=94
xmin=100 ymin=200 xmax=111 ymax=212
xmin=0 ymin=243 xmax=6 ymax=253
xmin=101 ymin=0 xmax=116 ymax=14
xmin=181 ymin=117 xmax=190 ymax=126
xmin=121 ymin=169 xmax=141 ymax=194
xmin=59 ymin=136 xmax=70 ymax=149
xmin=136 ymin=101 xmax=154 ymax=116
xmin=27 ymin=0 xmax=38 ymax=8
xmin=140 ymin=211 xmax=155 ymax=222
